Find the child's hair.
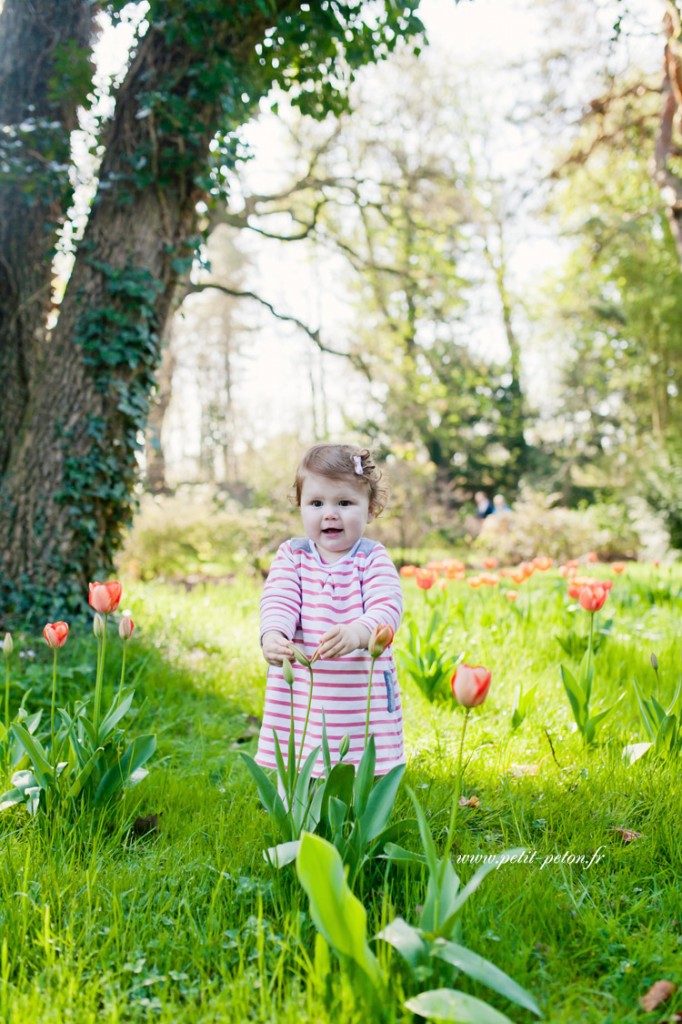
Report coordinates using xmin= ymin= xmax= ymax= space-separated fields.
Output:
xmin=294 ymin=443 xmax=388 ymax=516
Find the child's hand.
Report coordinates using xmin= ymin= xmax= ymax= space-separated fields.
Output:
xmin=314 ymin=623 xmax=371 ymax=660
xmin=262 ymin=630 xmax=293 ymax=666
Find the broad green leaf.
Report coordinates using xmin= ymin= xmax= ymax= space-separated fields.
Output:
xmin=296 ymin=832 xmax=382 ymax=989
xmin=622 ymin=741 xmax=652 ymax=764
xmin=328 ymin=795 xmax=348 ymax=836
xmin=375 ymin=916 xmax=427 ymax=969
xmin=291 ymin=745 xmax=322 ymax=833
xmin=240 ymin=752 xmax=290 ymax=838
xmin=66 ymin=746 xmax=104 ymax=799
xmin=264 ymin=840 xmax=300 ymax=868
xmin=320 ymin=762 xmax=355 ymax=829
xmin=560 ymin=664 xmax=586 ymax=728
xmin=360 ymin=763 xmax=405 ymax=840
xmin=97 ymin=689 xmax=135 ymax=743
xmin=406 ymin=786 xmax=440 ymax=877
xmin=93 ymin=733 xmax=156 ymax=805
xmin=632 ymin=676 xmax=656 ymax=740
xmin=433 ymin=939 xmax=542 ymax=1016
xmin=11 ymin=723 xmax=53 ymax=788
xmin=0 ymin=788 xmax=27 ymax=812
xmin=421 ymin=857 xmax=460 ymax=934
xmin=439 ymin=849 xmax=527 ymax=937
xmin=354 ymin=735 xmax=376 ymax=817
xmin=380 ymin=840 xmax=427 ymax=866
xmin=405 ymin=987 xmax=516 ymax=1023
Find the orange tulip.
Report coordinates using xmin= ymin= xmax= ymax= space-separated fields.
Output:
xmin=480 ymin=572 xmax=499 ymax=586
xmin=43 ymin=621 xmax=69 ymax=649
xmin=586 ymin=551 xmax=598 ymax=563
xmin=532 ymin=556 xmax=553 ymax=571
xmin=368 ymin=624 xmax=394 ymax=658
xmin=482 ymin=557 xmax=498 ymax=569
xmin=451 ymin=664 xmax=492 ymax=707
xmin=443 ymin=558 xmax=465 ymax=576
xmin=425 ymin=561 xmax=443 ymax=573
xmin=467 ymin=576 xmax=482 ymax=589
xmin=88 ymin=581 xmax=123 ymax=614
xmin=612 ymin=562 xmax=626 ymax=574
xmin=506 ymin=590 xmax=518 ymax=602
xmin=399 ymin=564 xmax=418 ymax=578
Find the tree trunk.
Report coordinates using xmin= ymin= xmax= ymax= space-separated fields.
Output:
xmin=0 ymin=0 xmax=94 ymax=473
xmin=655 ymin=8 xmax=682 ymax=267
xmin=0 ymin=0 xmax=299 ymax=619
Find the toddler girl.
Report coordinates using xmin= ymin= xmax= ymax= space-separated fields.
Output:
xmin=255 ymin=443 xmax=404 ymax=775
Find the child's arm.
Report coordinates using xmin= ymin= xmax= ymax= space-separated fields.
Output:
xmin=260 ymin=542 xmax=301 ymax=665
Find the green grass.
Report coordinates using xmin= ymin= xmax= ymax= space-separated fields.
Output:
xmin=1 ymin=563 xmax=681 ymax=1022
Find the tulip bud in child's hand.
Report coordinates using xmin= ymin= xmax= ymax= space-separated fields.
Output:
xmin=282 ymin=657 xmax=295 ymax=687
xmin=3 ymin=633 xmax=12 ymax=657
xmin=451 ymin=664 xmax=491 ymax=707
xmin=368 ymin=624 xmax=394 ymax=658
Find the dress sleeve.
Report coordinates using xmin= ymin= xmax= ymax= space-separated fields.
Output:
xmin=355 ymin=544 xmax=403 ymax=635
xmin=260 ymin=541 xmax=302 ymax=643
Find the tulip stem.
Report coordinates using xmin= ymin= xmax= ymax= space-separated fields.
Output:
xmin=295 ymin=664 xmax=315 ymax=777
xmin=4 ymin=657 xmax=10 ymax=733
xmin=118 ymin=641 xmax=127 ymax=701
xmin=364 ymin=656 xmax=377 ymax=748
xmin=50 ymin=648 xmax=58 ymax=755
xmin=93 ymin=614 xmax=108 ymax=739
xmin=435 ymin=707 xmax=470 ymax=931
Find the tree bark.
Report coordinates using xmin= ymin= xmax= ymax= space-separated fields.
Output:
xmin=0 ymin=0 xmax=301 ymax=615
xmin=0 ymin=0 xmax=94 ymax=473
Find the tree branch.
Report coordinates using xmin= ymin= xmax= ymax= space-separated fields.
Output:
xmin=186 ymin=281 xmax=371 ymax=378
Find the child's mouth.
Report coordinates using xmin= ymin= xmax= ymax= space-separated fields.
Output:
xmin=322 ymin=528 xmax=342 ymax=535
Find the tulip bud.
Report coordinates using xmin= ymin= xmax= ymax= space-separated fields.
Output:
xmin=43 ymin=621 xmax=69 ymax=649
xmin=118 ymin=616 xmax=134 ymax=640
xmin=650 ymin=652 xmax=659 ymax=672
xmin=93 ymin=613 xmax=105 ymax=638
xmin=282 ymin=656 xmax=295 ymax=687
xmin=288 ymin=643 xmax=312 ymax=668
xmin=3 ymin=632 xmax=12 ymax=658
xmin=451 ymin=664 xmax=492 ymax=708
xmin=368 ymin=624 xmax=394 ymax=659
xmin=338 ymin=734 xmax=350 ymax=761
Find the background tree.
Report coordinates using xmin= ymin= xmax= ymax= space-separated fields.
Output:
xmin=0 ymin=0 xmax=425 ymax=623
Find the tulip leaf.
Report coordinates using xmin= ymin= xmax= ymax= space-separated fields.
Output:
xmin=93 ymin=733 xmax=156 ymax=805
xmin=560 ymin=664 xmax=586 ymax=728
xmin=405 ymin=987 xmax=517 ymax=1023
xmin=11 ymin=723 xmax=53 ymax=788
xmin=406 ymin=786 xmax=440 ymax=877
xmin=353 ymin=735 xmax=376 ymax=818
xmin=380 ymin=840 xmax=427 ymax=867
xmin=375 ymin=916 xmax=427 ymax=969
xmin=97 ymin=689 xmax=135 ymax=743
xmin=360 ymin=762 xmax=405 ymax=841
xmin=438 ymin=849 xmax=527 ymax=938
xmin=296 ymin=831 xmax=382 ymax=989
xmin=239 ymin=752 xmax=290 ymax=837
xmin=432 ymin=939 xmax=543 ymax=1016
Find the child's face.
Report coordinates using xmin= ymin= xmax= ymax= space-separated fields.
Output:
xmin=299 ymin=472 xmax=372 ymax=562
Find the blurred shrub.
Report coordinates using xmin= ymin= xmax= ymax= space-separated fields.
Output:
xmin=472 ymin=492 xmax=642 ymax=564
xmin=117 ymin=490 xmax=296 ymax=582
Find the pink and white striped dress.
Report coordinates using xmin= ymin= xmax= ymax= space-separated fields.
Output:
xmin=255 ymin=536 xmax=404 ymax=776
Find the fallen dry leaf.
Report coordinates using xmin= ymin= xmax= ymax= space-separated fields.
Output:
xmin=611 ymin=826 xmax=642 ymax=843
xmin=459 ymin=795 xmax=480 ymax=808
xmin=639 ymin=979 xmax=677 ymax=1012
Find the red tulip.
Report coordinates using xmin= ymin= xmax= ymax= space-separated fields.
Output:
xmin=578 ymin=585 xmax=608 ymax=612
xmin=43 ymin=621 xmax=69 ymax=649
xmin=415 ymin=568 xmax=437 ymax=590
xmin=368 ymin=624 xmax=394 ymax=658
xmin=118 ymin=616 xmax=135 ymax=640
xmin=88 ymin=581 xmax=122 ymax=614
xmin=451 ymin=664 xmax=492 ymax=708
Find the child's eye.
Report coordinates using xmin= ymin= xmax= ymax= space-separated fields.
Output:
xmin=310 ymin=500 xmax=322 ymax=507
xmin=339 ymin=500 xmax=352 ymax=506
